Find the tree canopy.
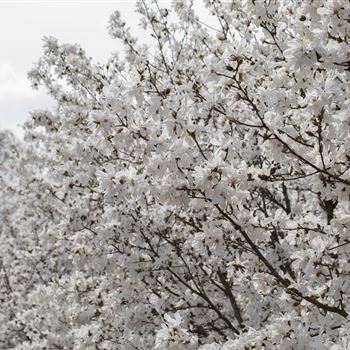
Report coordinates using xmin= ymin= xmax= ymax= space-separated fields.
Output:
xmin=1 ymin=1 xmax=350 ymax=349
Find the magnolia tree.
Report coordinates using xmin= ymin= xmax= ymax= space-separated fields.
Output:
xmin=1 ymin=0 xmax=350 ymax=348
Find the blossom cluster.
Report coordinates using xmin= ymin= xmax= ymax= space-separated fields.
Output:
xmin=1 ymin=0 xmax=350 ymax=349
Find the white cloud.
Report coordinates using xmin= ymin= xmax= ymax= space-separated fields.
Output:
xmin=0 ymin=63 xmax=36 ymax=100
xmin=0 ymin=63 xmax=53 ymax=135
xmin=0 ymin=2 xmax=128 ymax=135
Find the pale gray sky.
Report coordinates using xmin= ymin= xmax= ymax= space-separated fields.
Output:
xmin=0 ymin=1 xmax=140 ymax=135
xmin=0 ymin=1 xmax=214 ymax=135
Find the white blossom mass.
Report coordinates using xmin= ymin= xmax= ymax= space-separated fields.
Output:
xmin=1 ymin=1 xmax=350 ymax=349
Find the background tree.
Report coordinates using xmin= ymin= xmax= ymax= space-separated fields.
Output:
xmin=1 ymin=0 xmax=350 ymax=349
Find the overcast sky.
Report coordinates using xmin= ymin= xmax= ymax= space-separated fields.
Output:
xmin=0 ymin=1 xmax=213 ymax=135
xmin=0 ymin=1 xmax=144 ymax=135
